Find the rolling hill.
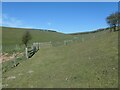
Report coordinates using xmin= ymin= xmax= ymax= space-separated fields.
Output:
xmin=2 ymin=27 xmax=73 ymax=53
xmin=2 ymin=26 xmax=118 ymax=88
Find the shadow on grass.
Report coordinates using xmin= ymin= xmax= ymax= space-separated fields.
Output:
xmin=28 ymin=48 xmax=39 ymax=58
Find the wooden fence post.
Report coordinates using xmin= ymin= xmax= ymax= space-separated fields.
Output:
xmin=13 ymin=52 xmax=16 ymax=67
xmin=25 ymin=47 xmax=28 ymax=59
xmin=38 ymin=43 xmax=40 ymax=49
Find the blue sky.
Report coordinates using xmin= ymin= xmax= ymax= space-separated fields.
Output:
xmin=2 ymin=2 xmax=118 ymax=33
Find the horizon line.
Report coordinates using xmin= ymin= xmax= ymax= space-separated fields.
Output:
xmin=1 ymin=26 xmax=110 ymax=34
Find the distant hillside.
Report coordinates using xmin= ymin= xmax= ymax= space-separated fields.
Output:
xmin=2 ymin=26 xmax=74 ymax=44
xmin=2 ymin=26 xmax=73 ymax=53
xmin=2 ymin=26 xmax=119 ymax=53
xmin=2 ymin=26 xmax=58 ymax=32
xmin=69 ymin=27 xmax=119 ymax=35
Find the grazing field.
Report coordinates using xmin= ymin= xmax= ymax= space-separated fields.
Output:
xmin=2 ymin=27 xmax=110 ymax=53
xmin=2 ymin=27 xmax=74 ymax=53
xmin=2 ymin=27 xmax=118 ymax=88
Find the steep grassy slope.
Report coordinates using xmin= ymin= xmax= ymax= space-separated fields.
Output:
xmin=2 ymin=31 xmax=118 ymax=88
xmin=2 ymin=27 xmax=110 ymax=53
xmin=2 ymin=27 xmax=73 ymax=44
xmin=2 ymin=27 xmax=73 ymax=53
xmin=0 ymin=27 xmax=2 ymax=53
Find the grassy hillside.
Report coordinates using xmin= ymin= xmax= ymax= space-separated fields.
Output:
xmin=2 ymin=29 xmax=118 ymax=88
xmin=2 ymin=27 xmax=111 ymax=53
xmin=2 ymin=27 xmax=73 ymax=44
xmin=2 ymin=27 xmax=73 ymax=53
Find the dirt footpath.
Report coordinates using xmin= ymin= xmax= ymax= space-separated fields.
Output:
xmin=0 ymin=53 xmax=23 ymax=63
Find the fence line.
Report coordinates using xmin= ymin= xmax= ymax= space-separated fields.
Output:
xmin=3 ymin=36 xmax=88 ymax=59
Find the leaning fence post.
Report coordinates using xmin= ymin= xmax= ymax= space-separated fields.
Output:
xmin=50 ymin=41 xmax=52 ymax=47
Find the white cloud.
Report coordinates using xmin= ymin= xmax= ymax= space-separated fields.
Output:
xmin=0 ymin=15 xmax=2 ymax=25
xmin=21 ymin=26 xmax=34 ymax=29
xmin=1 ymin=14 xmax=55 ymax=30
xmin=2 ymin=14 xmax=23 ymax=27
xmin=1 ymin=14 xmax=35 ymax=29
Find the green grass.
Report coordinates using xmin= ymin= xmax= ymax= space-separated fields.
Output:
xmin=2 ymin=27 xmax=74 ymax=53
xmin=2 ymin=27 xmax=110 ymax=53
xmin=2 ymin=29 xmax=118 ymax=88
xmin=2 ymin=56 xmax=26 ymax=73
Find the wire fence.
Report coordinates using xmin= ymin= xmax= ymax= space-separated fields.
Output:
xmin=2 ymin=35 xmax=92 ymax=73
